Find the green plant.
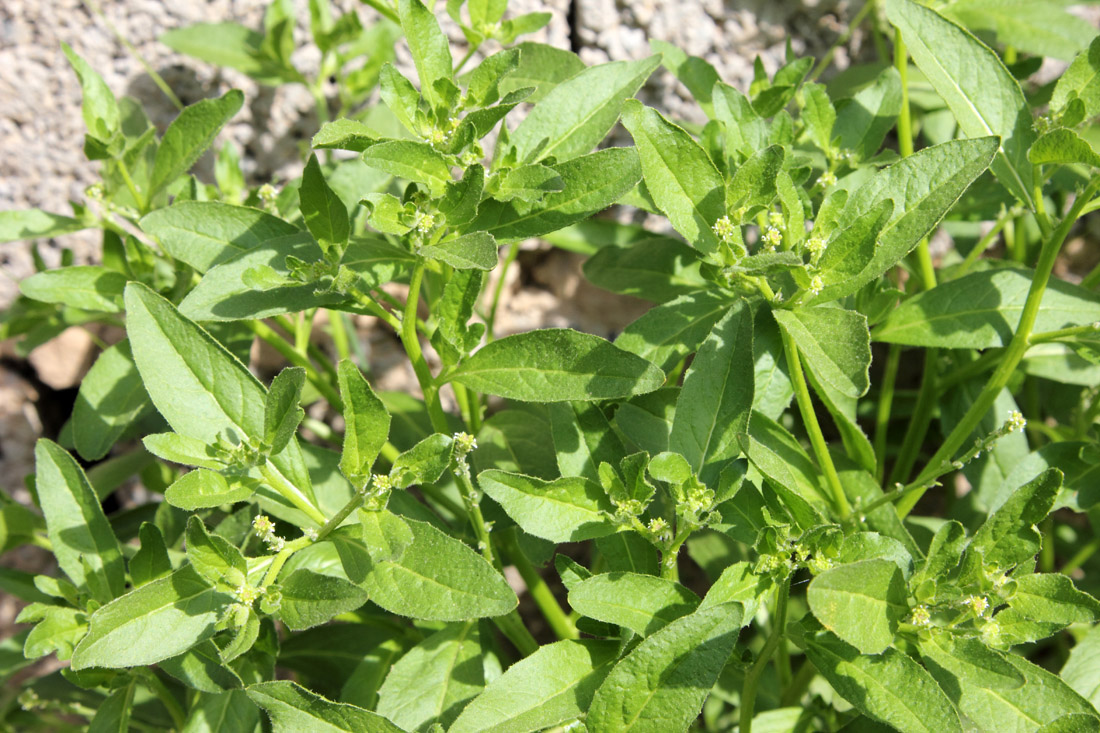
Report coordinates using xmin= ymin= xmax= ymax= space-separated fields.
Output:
xmin=3 ymin=0 xmax=1100 ymax=730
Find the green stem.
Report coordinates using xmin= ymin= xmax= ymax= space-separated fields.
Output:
xmin=247 ymin=319 xmax=344 ymax=411
xmin=807 ymin=0 xmax=874 ymax=83
xmin=899 ymin=178 xmax=1100 ymax=516
xmin=935 ymin=349 xmax=1002 ymax=395
xmin=873 ymin=344 xmax=901 ymax=482
xmin=1081 ymin=258 xmax=1100 ymax=290
xmin=895 ymin=30 xmax=914 ymax=160
xmin=1029 ymin=323 xmax=1100 ymax=344
xmin=500 ymin=529 xmax=579 ymax=641
xmin=454 ymin=44 xmax=479 ymax=75
xmin=295 ymin=309 xmax=316 ymax=354
xmin=316 ymin=492 xmax=367 ymax=542
xmin=136 ymin=669 xmax=183 ymax=732
xmin=402 ymin=264 xmax=451 ymax=433
xmin=956 ymin=212 xmax=1011 ymax=278
xmin=740 ymin=576 xmax=790 ymax=733
xmin=1062 ymin=537 xmax=1100 ymax=575
xmin=1040 ymin=517 xmax=1055 ymax=573
xmin=780 ymin=329 xmax=852 ymax=519
xmin=780 ymin=657 xmax=817 ymax=707
xmin=303 ymin=416 xmax=341 ymax=445
xmin=887 ymin=348 xmax=938 ymax=487
xmin=360 ymin=0 xmax=400 ymax=23
xmin=346 ymin=286 xmax=404 ymax=331
xmin=258 ymin=463 xmax=328 ymax=526
xmin=260 ymin=536 xmax=313 ymax=588
xmin=494 ymin=609 xmax=540 ymax=656
xmin=485 ymin=242 xmax=519 ymax=340
xmin=115 ymin=158 xmax=147 ymax=214
xmin=328 ymin=308 xmax=351 ymax=361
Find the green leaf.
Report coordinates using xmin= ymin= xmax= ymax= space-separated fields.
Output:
xmin=807 ymin=200 xmax=894 ymax=305
xmin=874 ymin=266 xmax=1100 ymax=349
xmin=669 ymin=302 xmax=753 ymax=484
xmin=301 ymin=154 xmax=350 ymax=254
xmin=266 ymin=367 xmax=306 ymax=455
xmin=917 ymin=633 xmax=1024 ymax=691
xmin=583 ymin=237 xmax=708 ymax=304
xmin=21 ymin=604 xmax=86 ymax=661
xmin=0 ymin=209 xmax=89 ymax=243
xmin=449 ymin=639 xmax=619 ymax=733
xmin=160 ymin=640 xmax=243 ymax=693
xmin=125 ymin=282 xmax=316 ymax=507
xmin=397 ymin=0 xmax=453 ymax=111
xmin=140 ymin=201 xmax=298 ymax=273
xmin=362 ymin=141 xmax=453 ymax=196
xmin=922 ymin=640 xmax=1097 ymax=729
xmin=161 ymin=23 xmax=293 ymax=84
xmin=165 ymin=469 xmax=254 ymax=510
xmin=34 ymin=439 xmax=126 ymax=602
xmin=1052 ymin=36 xmax=1100 ymax=118
xmin=969 ymin=468 xmax=1060 ymax=570
xmin=312 ymin=119 xmax=380 ymax=152
xmin=712 ymin=82 xmax=767 ymax=158
xmin=497 ymin=42 xmax=586 ymax=104
xmin=151 ymin=90 xmax=244 ymax=196
xmin=614 ymin=291 xmax=731 ymax=373
xmin=1062 ymin=624 xmax=1100 ymax=708
xmin=621 ymin=100 xmax=724 ymax=255
xmin=478 ymin=470 xmax=620 ymax=543
xmin=421 ymin=232 xmax=499 ymax=270
xmin=72 ymin=339 xmax=152 ymax=460
xmin=830 ymin=137 xmax=998 ymax=299
xmin=130 ymin=523 xmax=173 ymax=587
xmin=452 ymin=328 xmax=664 ymax=402
xmin=587 ymin=603 xmax=743 ymax=732
xmin=360 ymin=513 xmax=518 ymax=621
xmin=496 ymin=164 xmax=563 ymax=202
xmin=569 ymin=572 xmax=700 ymax=637
xmin=337 ymin=360 xmax=391 ymax=484
xmin=727 ymin=144 xmax=784 ymax=214
xmin=700 ymin=562 xmax=771 ymax=619
xmin=20 ymin=265 xmax=126 ymax=312
xmin=389 ymin=433 xmax=455 ymax=488
xmin=474 ymin=409 xmax=558 ymax=479
xmin=807 ymin=559 xmax=907 ymax=654
xmin=803 ymin=629 xmax=963 ymax=733
xmin=512 ymin=57 xmax=661 ymax=163
xmin=473 ymin=147 xmax=642 ymax=242
xmin=738 ymin=413 xmax=829 ymax=525
xmin=548 ymin=402 xmax=625 ymax=483
xmin=376 ymin=621 xmax=484 ymax=731
xmin=773 ymin=306 xmax=871 ymax=399
xmin=278 ymin=569 xmax=369 ymax=631
xmin=1038 ymin=714 xmax=1100 ymax=733
xmin=248 ymin=680 xmax=404 ymax=732
xmin=652 ymin=40 xmax=720 ymax=117
xmin=185 ymin=516 xmax=247 ymax=588
xmin=946 ymin=0 xmax=1095 ymax=62
xmin=1029 ymin=128 xmax=1100 ymax=168
xmin=887 ymin=0 xmax=1034 ymax=207
xmin=994 ymin=573 xmax=1100 ymax=644
xmin=71 ymin=565 xmax=231 ymax=669
xmin=833 ymin=66 xmax=902 ymax=161
xmin=61 ymin=43 xmax=120 ymax=157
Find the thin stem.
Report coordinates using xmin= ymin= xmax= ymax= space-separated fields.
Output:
xmin=115 ymin=158 xmax=147 ymax=214
xmin=935 ymin=349 xmax=1002 ymax=395
xmin=1062 ymin=537 xmax=1100 ymax=575
xmin=807 ymin=0 xmax=874 ymax=83
xmin=260 ymin=536 xmax=313 ymax=588
xmin=500 ymin=529 xmax=579 ymax=641
xmin=328 ymin=308 xmax=352 ymax=361
xmin=136 ymin=670 xmax=183 ymax=731
xmin=1029 ymin=323 xmax=1100 ymax=345
xmin=402 ymin=264 xmax=451 ymax=433
xmin=740 ymin=576 xmax=791 ymax=733
xmin=455 ymin=469 xmax=496 ymax=566
xmin=888 ymin=348 xmax=938 ymax=487
xmin=780 ymin=657 xmax=817 ymax=707
xmin=247 ymin=319 xmax=344 ymax=410
xmin=295 ymin=309 xmax=316 ymax=354
xmin=873 ymin=344 xmax=901 ymax=482
xmin=258 ymin=463 xmax=328 ymax=526
xmin=899 ymin=178 xmax=1100 ymax=516
xmin=454 ymin=45 xmax=479 ymax=75
xmin=485 ymin=242 xmax=519 ymax=340
xmin=346 ymin=286 xmax=403 ymax=331
xmin=1082 ymin=258 xmax=1100 ymax=290
xmin=895 ymin=30 xmax=914 ymax=160
xmin=316 ymin=492 xmax=367 ymax=542
xmin=956 ymin=213 xmax=1010 ymax=278
xmin=360 ymin=0 xmax=400 ymax=23
xmin=780 ymin=328 xmax=852 ymax=519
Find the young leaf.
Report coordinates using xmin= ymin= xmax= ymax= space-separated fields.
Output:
xmin=265 ymin=367 xmax=306 ymax=456
xmin=72 ymin=339 xmax=152 ymax=461
xmin=130 ymin=523 xmax=173 ymax=587
xmin=583 ymin=237 xmax=708 ymax=304
xmin=161 ymin=23 xmax=293 ymax=84
xmin=312 ymin=119 xmax=380 ymax=152
xmin=548 ymin=402 xmax=625 ymax=483
xmin=376 ymin=621 xmax=484 ymax=731
xmin=160 ymin=640 xmax=243 ymax=693
xmin=452 ymin=328 xmax=664 ymax=402
xmin=1029 ymin=128 xmax=1100 ymax=169
xmin=833 ymin=66 xmax=902 ymax=161
xmin=670 ymin=302 xmax=754 ymax=484
xmin=511 ymin=56 xmax=661 ymax=163
xmin=917 ymin=633 xmax=1024 ymax=691
xmin=34 ymin=440 xmax=126 ymax=602
xmin=449 ymin=639 xmax=619 ymax=733
xmin=420 ymin=232 xmax=499 ymax=270
xmin=621 ymin=100 xmax=725 ymax=255
xmin=71 ymin=565 xmax=231 ymax=670
xmin=139 ymin=201 xmax=298 ymax=273
xmin=248 ymin=680 xmax=404 ymax=732
xmin=472 ymin=147 xmax=642 ymax=242
xmin=1052 ymin=36 xmax=1100 ymax=118
xmin=994 ymin=573 xmax=1100 ymax=645
xmin=362 ymin=141 xmax=453 ymax=196
xmin=712 ymin=82 xmax=767 ymax=158
xmin=164 ymin=469 xmax=254 ymax=510
xmin=478 ymin=470 xmax=620 ymax=542
xmin=360 ymin=513 xmax=518 ymax=621
xmin=497 ymin=42 xmax=585 ymax=103
xmin=337 ymin=360 xmax=391 ymax=484
xmin=61 ymin=43 xmax=120 ymax=158
xmin=568 ymin=572 xmax=701 ymax=637
xmin=969 ymin=468 xmax=1060 ymax=570
xmin=773 ymin=306 xmax=871 ymax=399
xmin=887 ymin=0 xmax=1035 ymax=207
xmin=803 ymin=629 xmax=963 ymax=733
xmin=20 ymin=265 xmax=126 ymax=313
xmin=301 ymin=154 xmax=350 ymax=254
xmin=807 ymin=199 xmax=894 ymax=305
xmin=389 ymin=433 xmax=455 ymax=488
xmin=151 ymin=90 xmax=245 ymax=196
xmin=277 ymin=569 xmax=369 ymax=631
xmin=874 ymin=266 xmax=1100 ymax=349
xmin=397 ymin=0 xmax=453 ymax=111
xmin=807 ymin=559 xmax=908 ymax=654
xmin=185 ymin=516 xmax=247 ymax=588
xmin=652 ymin=40 xmax=720 ymax=117
xmin=587 ymin=603 xmax=743 ymax=731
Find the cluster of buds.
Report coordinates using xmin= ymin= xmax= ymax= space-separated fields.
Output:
xmin=453 ymin=432 xmax=478 ymax=479
xmin=257 ymin=183 xmax=278 ymax=212
xmin=804 ymin=235 xmax=827 ymax=263
xmin=909 ymin=604 xmax=932 ymax=628
xmin=361 ymin=474 xmax=393 ymax=511
xmin=808 ymin=274 xmax=824 ymax=296
xmin=817 ymin=171 xmax=838 ymax=188
xmin=646 ymin=517 xmax=672 ymax=545
xmin=215 ymin=434 xmax=267 ymax=471
xmin=252 ymin=514 xmax=286 ymax=553
xmin=761 ymin=226 xmax=783 ymax=251
xmin=416 ymin=211 xmax=436 ymax=235
xmin=713 ymin=215 xmax=738 ymax=244
xmin=1005 ymin=410 xmax=1027 ymax=433
xmin=964 ymin=594 xmax=991 ymax=618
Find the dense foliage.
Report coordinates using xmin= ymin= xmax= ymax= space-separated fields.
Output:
xmin=3 ymin=0 xmax=1100 ymax=730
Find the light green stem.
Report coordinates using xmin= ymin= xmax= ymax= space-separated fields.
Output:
xmin=740 ymin=576 xmax=790 ymax=733
xmin=500 ymin=530 xmax=579 ymax=641
xmin=402 ymin=264 xmax=451 ymax=433
xmin=873 ymin=344 xmax=901 ymax=482
xmin=899 ymin=178 xmax=1100 ymax=515
xmin=247 ymin=319 xmax=344 ymax=410
xmin=258 ymin=463 xmax=327 ymax=526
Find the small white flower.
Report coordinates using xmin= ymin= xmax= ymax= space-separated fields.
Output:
xmin=1005 ymin=410 xmax=1026 ymax=433
xmin=762 ymin=227 xmax=782 ymax=249
xmin=712 ymin=215 xmax=736 ymax=243
xmin=818 ymin=171 xmax=837 ymax=187
xmin=809 ymin=274 xmax=824 ymax=295
xmin=416 ymin=213 xmax=436 ymax=234
xmin=909 ymin=605 xmax=932 ymax=628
